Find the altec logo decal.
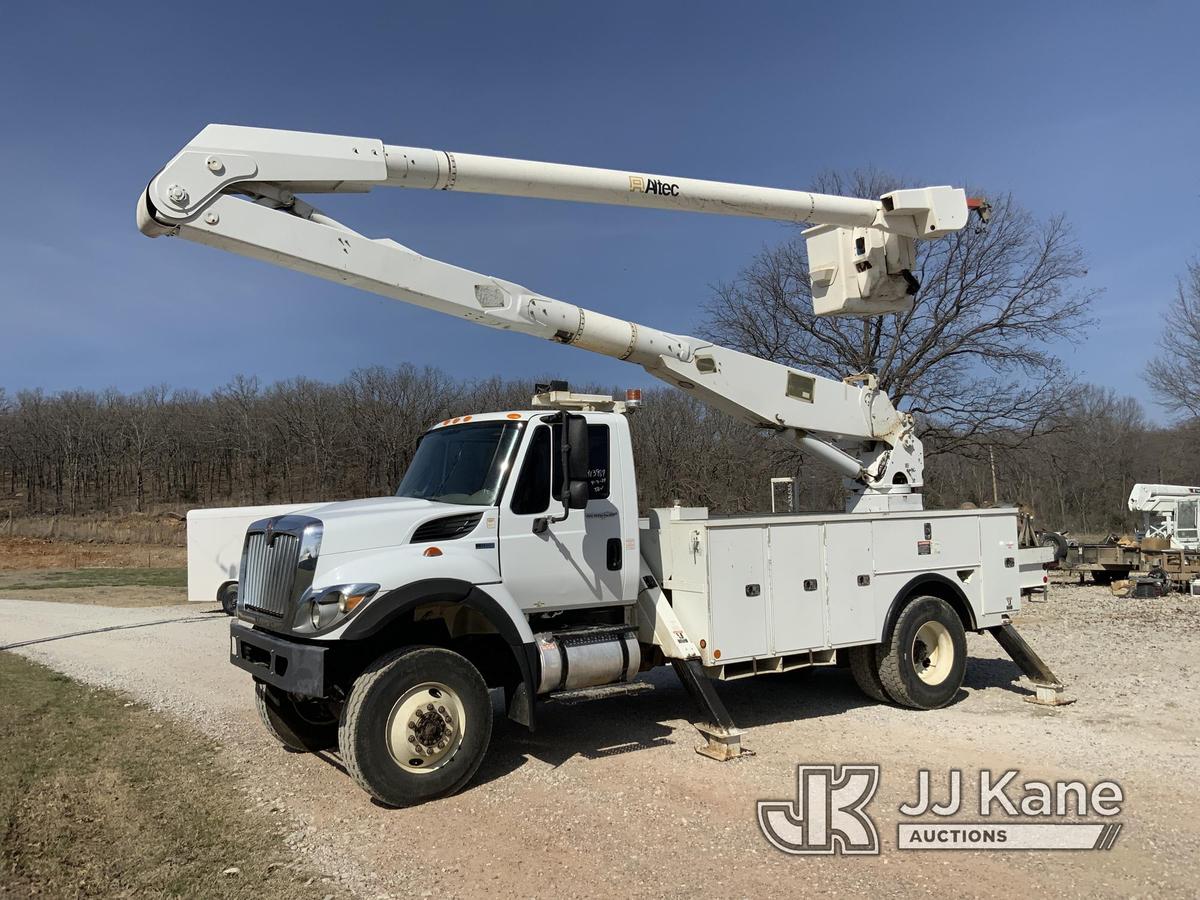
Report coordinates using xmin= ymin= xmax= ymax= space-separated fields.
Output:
xmin=628 ymin=175 xmax=680 ymax=196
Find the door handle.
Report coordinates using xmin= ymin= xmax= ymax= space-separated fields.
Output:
xmin=606 ymin=538 xmax=622 ymax=571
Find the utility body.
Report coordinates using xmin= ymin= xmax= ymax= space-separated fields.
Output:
xmin=142 ymin=126 xmax=1058 ymax=806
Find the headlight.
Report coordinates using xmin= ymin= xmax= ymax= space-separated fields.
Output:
xmin=297 ymin=583 xmax=380 ymax=633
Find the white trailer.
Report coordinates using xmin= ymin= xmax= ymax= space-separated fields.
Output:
xmin=139 ymin=126 xmax=1060 ymax=806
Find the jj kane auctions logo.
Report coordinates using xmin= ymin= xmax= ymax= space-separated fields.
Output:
xmin=759 ymin=765 xmax=1124 ymax=855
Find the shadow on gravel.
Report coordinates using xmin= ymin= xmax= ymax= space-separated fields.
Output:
xmin=463 ymin=654 xmax=1039 ymax=791
xmin=465 ymin=665 xmax=888 ymax=790
xmin=962 ymin=655 xmax=1033 ymax=697
xmin=305 ymin=654 xmax=1042 ymax=799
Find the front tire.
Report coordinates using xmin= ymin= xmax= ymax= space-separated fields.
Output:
xmin=255 ymin=681 xmax=339 ymax=752
xmin=340 ymin=646 xmax=492 ymax=807
xmin=877 ymin=596 xmax=966 ymax=710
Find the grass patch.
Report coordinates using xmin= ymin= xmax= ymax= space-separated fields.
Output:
xmin=0 ymin=568 xmax=190 ymax=606
xmin=0 ymin=568 xmax=186 ymax=591
xmin=0 ymin=653 xmax=330 ymax=897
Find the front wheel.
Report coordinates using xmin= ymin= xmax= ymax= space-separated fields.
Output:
xmin=339 ymin=646 xmax=492 ymax=807
xmin=877 ymin=596 xmax=966 ymax=710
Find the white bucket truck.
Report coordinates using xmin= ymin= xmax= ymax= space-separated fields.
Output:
xmin=142 ymin=127 xmax=1058 ymax=805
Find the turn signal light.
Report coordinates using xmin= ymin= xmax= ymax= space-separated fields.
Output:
xmin=338 ymin=591 xmax=371 ymax=614
xmin=423 ymin=547 xmax=443 ymax=558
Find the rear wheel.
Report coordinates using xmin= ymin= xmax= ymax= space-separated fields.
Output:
xmin=847 ymin=644 xmax=890 ymax=703
xmin=255 ymin=681 xmax=339 ymax=752
xmin=877 ymin=596 xmax=966 ymax=710
xmin=1091 ymin=570 xmax=1118 ymax=585
xmin=340 ymin=646 xmax=492 ymax=807
xmin=217 ymin=581 xmax=238 ymax=616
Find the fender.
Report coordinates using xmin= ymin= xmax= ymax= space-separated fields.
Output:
xmin=338 ymin=577 xmax=540 ymax=729
xmin=880 ymin=572 xmax=976 ymax=641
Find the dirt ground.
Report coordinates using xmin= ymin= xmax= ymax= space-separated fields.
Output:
xmin=0 ymin=536 xmax=188 ymax=605
xmin=0 ymin=535 xmax=185 ymax=571
xmin=1 ymin=581 xmax=1197 ymax=898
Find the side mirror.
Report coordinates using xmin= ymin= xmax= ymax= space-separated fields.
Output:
xmin=559 ymin=413 xmax=590 ymax=511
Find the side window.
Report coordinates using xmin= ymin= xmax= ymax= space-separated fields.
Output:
xmin=587 ymin=425 xmax=610 ymax=500
xmin=511 ymin=425 xmax=551 ymax=515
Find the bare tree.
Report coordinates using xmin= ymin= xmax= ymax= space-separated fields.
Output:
xmin=704 ymin=170 xmax=1095 ymax=457
xmin=1146 ymin=258 xmax=1200 ymax=418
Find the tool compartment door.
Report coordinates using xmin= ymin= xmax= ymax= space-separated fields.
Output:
xmin=767 ymin=522 xmax=827 ymax=653
xmin=824 ymin=520 xmax=876 ymax=646
xmin=707 ymin=526 xmax=769 ymax=661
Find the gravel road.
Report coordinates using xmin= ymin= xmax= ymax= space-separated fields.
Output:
xmin=2 ymin=583 xmax=1197 ymax=898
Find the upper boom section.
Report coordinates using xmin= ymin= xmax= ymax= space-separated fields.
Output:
xmin=138 ymin=125 xmax=975 ymax=510
xmin=142 ymin=125 xmax=969 ymax=318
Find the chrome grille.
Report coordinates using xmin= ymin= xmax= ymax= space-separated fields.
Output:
xmin=241 ymin=531 xmax=301 ymax=618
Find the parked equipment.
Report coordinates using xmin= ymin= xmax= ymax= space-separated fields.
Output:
xmin=1128 ymin=483 xmax=1200 ymax=550
xmin=142 ymin=126 xmax=1057 ymax=806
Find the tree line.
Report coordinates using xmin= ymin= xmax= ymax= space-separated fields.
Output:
xmin=0 ymin=368 xmax=1194 ymax=534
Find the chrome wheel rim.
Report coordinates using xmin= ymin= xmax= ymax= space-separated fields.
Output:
xmin=385 ymin=682 xmax=466 ymax=774
xmin=912 ymin=621 xmax=954 ymax=685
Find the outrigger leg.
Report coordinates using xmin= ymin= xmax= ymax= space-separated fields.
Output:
xmin=988 ymin=621 xmax=1073 ymax=706
xmin=670 ymin=658 xmax=753 ymax=760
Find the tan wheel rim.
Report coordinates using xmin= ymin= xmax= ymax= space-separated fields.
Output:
xmin=385 ymin=682 xmax=466 ymax=774
xmin=912 ymin=621 xmax=954 ymax=685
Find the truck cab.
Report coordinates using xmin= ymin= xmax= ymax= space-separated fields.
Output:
xmin=230 ymin=400 xmax=651 ymax=805
xmin=235 ymin=407 xmax=639 ymax=640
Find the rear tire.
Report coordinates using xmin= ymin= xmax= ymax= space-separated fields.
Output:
xmin=1091 ymin=570 xmax=1118 ymax=585
xmin=340 ymin=646 xmax=492 ymax=807
xmin=847 ymin=644 xmax=890 ymax=703
xmin=255 ymin=681 xmax=339 ymax=752
xmin=217 ymin=581 xmax=239 ymax=616
xmin=877 ymin=596 xmax=966 ymax=710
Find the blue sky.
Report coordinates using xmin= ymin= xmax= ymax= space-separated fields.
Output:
xmin=1 ymin=2 xmax=1195 ymax=419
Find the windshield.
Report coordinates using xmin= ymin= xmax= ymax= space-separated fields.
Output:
xmin=396 ymin=421 xmax=522 ymax=506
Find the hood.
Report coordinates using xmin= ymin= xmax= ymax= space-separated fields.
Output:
xmin=303 ymin=496 xmax=490 ymax=556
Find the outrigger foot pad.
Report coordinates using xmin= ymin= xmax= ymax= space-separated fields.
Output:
xmin=670 ymin=658 xmax=754 ymax=760
xmin=988 ymin=622 xmax=1075 ymax=707
xmin=693 ymin=722 xmax=753 ymax=760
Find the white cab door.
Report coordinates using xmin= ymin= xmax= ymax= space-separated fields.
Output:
xmin=499 ymin=418 xmax=626 ymax=611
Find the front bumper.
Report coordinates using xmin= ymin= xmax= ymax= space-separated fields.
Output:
xmin=230 ymin=621 xmax=328 ymax=697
